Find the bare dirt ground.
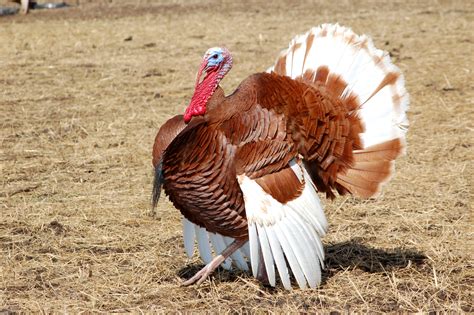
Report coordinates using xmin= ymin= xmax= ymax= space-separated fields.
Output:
xmin=1 ymin=0 xmax=473 ymax=312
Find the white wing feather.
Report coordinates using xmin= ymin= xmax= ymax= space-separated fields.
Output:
xmin=265 ymin=225 xmax=291 ymax=289
xmin=256 ymin=224 xmax=276 ymax=286
xmin=238 ymin=159 xmax=327 ymax=289
xmin=248 ymin=223 xmax=260 ymax=277
xmin=223 ymin=236 xmax=249 ymax=271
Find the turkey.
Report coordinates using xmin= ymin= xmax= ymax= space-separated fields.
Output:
xmin=151 ymin=24 xmax=409 ymax=290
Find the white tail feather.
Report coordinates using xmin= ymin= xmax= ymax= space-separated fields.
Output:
xmin=182 ymin=218 xmax=249 ymax=271
xmin=195 ymin=226 xmax=213 ymax=264
xmin=208 ymin=233 xmax=232 ymax=270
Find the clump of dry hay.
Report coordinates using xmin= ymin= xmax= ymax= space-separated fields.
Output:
xmin=0 ymin=0 xmax=472 ymax=312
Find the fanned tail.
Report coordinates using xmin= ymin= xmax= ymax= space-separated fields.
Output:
xmin=268 ymin=23 xmax=409 ymax=198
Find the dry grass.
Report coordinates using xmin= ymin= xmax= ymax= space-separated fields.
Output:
xmin=1 ymin=0 xmax=473 ymax=312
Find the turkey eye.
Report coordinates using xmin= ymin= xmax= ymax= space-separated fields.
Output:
xmin=212 ymin=54 xmax=218 ymax=59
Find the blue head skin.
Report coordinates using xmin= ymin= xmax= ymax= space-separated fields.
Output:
xmin=205 ymin=47 xmax=226 ymax=69
xmin=195 ymin=47 xmax=233 ymax=85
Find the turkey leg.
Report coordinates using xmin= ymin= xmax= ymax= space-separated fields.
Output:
xmin=182 ymin=237 xmax=248 ymax=286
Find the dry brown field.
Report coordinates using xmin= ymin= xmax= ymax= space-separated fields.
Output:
xmin=1 ymin=0 xmax=473 ymax=312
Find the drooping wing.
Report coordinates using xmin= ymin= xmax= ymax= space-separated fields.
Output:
xmin=224 ymin=89 xmax=329 ymax=289
xmin=226 ymin=106 xmax=327 ymax=288
xmin=161 ymin=104 xmax=298 ymax=239
xmin=238 ymin=159 xmax=327 ymax=290
xmin=163 ymin=103 xmax=328 ymax=289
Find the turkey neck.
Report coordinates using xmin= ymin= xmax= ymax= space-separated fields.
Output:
xmin=202 ymin=85 xmax=239 ymax=124
xmin=205 ymin=77 xmax=258 ymax=124
xmin=206 ymin=86 xmax=225 ymax=113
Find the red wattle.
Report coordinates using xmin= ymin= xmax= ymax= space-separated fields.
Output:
xmin=183 ymin=110 xmax=193 ymax=123
xmin=183 ymin=71 xmax=219 ymax=123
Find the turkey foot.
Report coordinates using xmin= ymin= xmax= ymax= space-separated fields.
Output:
xmin=182 ymin=238 xmax=247 ymax=286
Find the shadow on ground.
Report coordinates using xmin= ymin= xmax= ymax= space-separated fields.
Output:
xmin=177 ymin=238 xmax=427 ymax=288
xmin=324 ymin=238 xmax=427 ymax=273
